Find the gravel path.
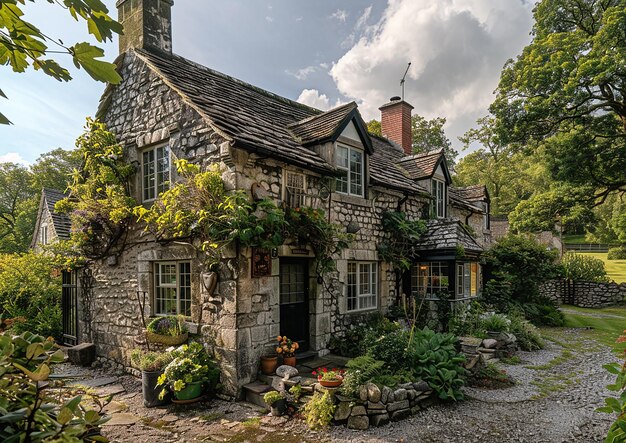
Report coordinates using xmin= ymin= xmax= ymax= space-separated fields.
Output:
xmin=61 ymin=327 xmax=619 ymax=442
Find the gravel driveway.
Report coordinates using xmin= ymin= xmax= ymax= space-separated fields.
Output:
xmin=93 ymin=327 xmax=618 ymax=443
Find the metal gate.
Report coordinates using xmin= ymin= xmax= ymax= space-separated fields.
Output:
xmin=61 ymin=271 xmax=78 ymax=346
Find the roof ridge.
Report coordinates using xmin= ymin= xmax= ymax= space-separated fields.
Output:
xmin=288 ymin=101 xmax=357 ymax=127
xmin=137 ymin=48 xmax=323 ymax=116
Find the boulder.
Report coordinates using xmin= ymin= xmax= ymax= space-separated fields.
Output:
xmin=367 ymin=383 xmax=381 ymax=403
xmin=381 ymin=386 xmax=393 ymax=404
xmin=370 ymin=413 xmax=390 ymax=427
xmin=413 ymin=381 xmax=430 ymax=392
xmin=387 ymin=400 xmax=410 ymax=412
xmin=351 ymin=405 xmax=367 ymax=416
xmin=359 ymin=385 xmax=368 ymax=402
xmin=482 ymin=338 xmax=498 ymax=349
xmin=347 ymin=415 xmax=369 ymax=430
xmin=407 ymin=389 xmax=417 ymax=401
xmin=366 ymin=401 xmax=386 ymax=413
xmin=334 ymin=402 xmax=351 ymax=421
xmin=276 ymin=365 xmax=298 ymax=378
xmin=393 ymin=388 xmax=407 ymax=401
xmin=68 ymin=343 xmax=96 ymax=367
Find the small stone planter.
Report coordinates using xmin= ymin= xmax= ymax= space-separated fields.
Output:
xmin=145 ymin=331 xmax=188 ymax=346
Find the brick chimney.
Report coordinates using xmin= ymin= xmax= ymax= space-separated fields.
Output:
xmin=117 ymin=0 xmax=173 ymax=55
xmin=379 ymin=96 xmax=413 ymax=155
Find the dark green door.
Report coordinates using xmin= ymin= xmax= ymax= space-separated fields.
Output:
xmin=279 ymin=260 xmax=309 ymax=351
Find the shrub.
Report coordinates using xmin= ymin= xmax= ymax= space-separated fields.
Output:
xmin=130 ymin=349 xmax=173 ymax=372
xmin=263 ymin=391 xmax=284 ymax=406
xmin=521 ymin=299 xmax=564 ymax=326
xmin=509 ymin=313 xmax=544 ymax=351
xmin=561 ymin=252 xmax=609 ymax=282
xmin=0 ymin=252 xmax=62 ymax=340
xmin=146 ymin=315 xmax=188 ymax=336
xmin=406 ymin=328 xmax=467 ymax=401
xmin=481 ymin=313 xmax=510 ymax=332
xmin=340 ymin=355 xmax=385 ymax=397
xmin=0 ymin=331 xmax=109 ymax=441
xmin=448 ymin=300 xmax=487 ymax=338
xmin=328 ymin=313 xmax=400 ymax=357
xmin=608 ymin=246 xmax=626 ymax=260
xmin=302 ymin=391 xmax=336 ymax=430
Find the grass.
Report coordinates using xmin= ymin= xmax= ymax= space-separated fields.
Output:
xmin=524 ymin=349 xmax=573 ymax=370
xmin=563 ymin=234 xmax=590 ymax=244
xmin=561 ymin=304 xmax=626 ymax=351
xmin=578 ymin=252 xmax=626 ymax=283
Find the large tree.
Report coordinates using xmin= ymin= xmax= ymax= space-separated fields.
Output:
xmin=491 ymin=0 xmax=626 ymax=206
xmin=0 ymin=0 xmax=122 ymax=123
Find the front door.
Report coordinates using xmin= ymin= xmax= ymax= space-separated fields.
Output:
xmin=279 ymin=259 xmax=309 ymax=351
xmin=61 ymin=271 xmax=78 ymax=346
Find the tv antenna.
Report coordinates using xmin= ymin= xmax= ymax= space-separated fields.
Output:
xmin=400 ymin=62 xmax=411 ymax=101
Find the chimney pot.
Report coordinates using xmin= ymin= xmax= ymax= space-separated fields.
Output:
xmin=390 ymin=96 xmax=401 ymax=101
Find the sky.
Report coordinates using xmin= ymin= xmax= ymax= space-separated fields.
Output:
xmin=0 ymin=0 xmax=535 ymax=166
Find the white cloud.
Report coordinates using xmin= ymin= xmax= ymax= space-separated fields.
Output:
xmin=319 ymin=62 xmax=329 ymax=70
xmin=0 ymin=152 xmax=30 ymax=165
xmin=297 ymin=89 xmax=331 ymax=110
xmin=265 ymin=16 xmax=274 ymax=23
xmin=330 ymin=9 xmax=349 ymax=23
xmin=330 ymin=0 xmax=534 ymax=147
xmin=286 ymin=66 xmax=317 ymax=81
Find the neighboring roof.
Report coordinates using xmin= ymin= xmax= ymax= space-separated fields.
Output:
xmin=448 ymin=187 xmax=483 ymax=213
xmin=288 ymin=102 xmax=372 ymax=152
xmin=415 ymin=219 xmax=483 ymax=254
xmin=31 ymin=189 xmax=71 ymax=249
xmin=131 ymin=49 xmax=340 ymax=175
xmin=452 ymin=184 xmax=489 ymax=203
xmin=369 ymin=136 xmax=429 ymax=195
xmin=397 ymin=148 xmax=451 ymax=182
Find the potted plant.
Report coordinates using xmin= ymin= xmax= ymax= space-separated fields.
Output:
xmin=482 ymin=313 xmax=510 ymax=339
xmin=260 ymin=353 xmax=278 ymax=375
xmin=263 ymin=390 xmax=287 ymax=416
xmin=130 ymin=349 xmax=173 ymax=407
xmin=157 ymin=342 xmax=220 ymax=403
xmin=276 ymin=335 xmax=298 ymax=367
xmin=312 ymin=367 xmax=345 ymax=388
xmin=145 ymin=315 xmax=189 ymax=346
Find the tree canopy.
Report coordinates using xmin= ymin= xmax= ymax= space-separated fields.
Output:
xmin=0 ymin=0 xmax=123 ymax=123
xmin=491 ymin=0 xmax=626 ymax=205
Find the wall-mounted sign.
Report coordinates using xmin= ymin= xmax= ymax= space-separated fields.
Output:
xmin=252 ymin=247 xmax=272 ymax=277
xmin=290 ymin=248 xmax=310 ymax=255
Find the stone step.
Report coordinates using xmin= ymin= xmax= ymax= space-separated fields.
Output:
xmin=243 ymin=382 xmax=272 ymax=408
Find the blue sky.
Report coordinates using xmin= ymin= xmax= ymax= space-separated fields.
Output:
xmin=0 ymin=0 xmax=534 ymax=165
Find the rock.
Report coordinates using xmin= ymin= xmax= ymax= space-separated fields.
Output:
xmin=367 ymin=383 xmax=381 ymax=403
xmin=334 ymin=402 xmax=351 ymax=421
xmin=351 ymin=405 xmax=367 ymax=416
xmin=410 ymin=405 xmax=421 ymax=415
xmin=482 ymin=338 xmax=498 ymax=349
xmin=336 ymin=394 xmax=353 ymax=402
xmin=407 ymin=389 xmax=416 ymax=401
xmin=370 ymin=413 xmax=390 ymax=427
xmin=68 ymin=343 xmax=96 ymax=367
xmin=367 ymin=401 xmax=386 ymax=411
xmin=413 ymin=381 xmax=430 ymax=392
xmin=102 ymin=413 xmax=139 ymax=426
xmin=276 ymin=365 xmax=298 ymax=378
xmin=393 ymin=388 xmax=407 ymax=401
xmin=359 ymin=385 xmax=368 ymax=402
xmin=479 ymin=347 xmax=496 ymax=354
xmin=381 ymin=386 xmax=392 ymax=404
xmin=416 ymin=392 xmax=432 ymax=402
xmin=502 ymin=332 xmax=517 ymax=344
xmin=390 ymin=408 xmax=411 ymax=421
xmin=399 ymin=383 xmax=414 ymax=390
xmin=387 ymin=400 xmax=410 ymax=412
xmin=347 ymin=415 xmax=369 ymax=430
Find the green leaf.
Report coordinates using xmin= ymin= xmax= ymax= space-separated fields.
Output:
xmin=57 ymin=406 xmax=73 ymax=425
xmin=71 ymin=42 xmax=121 ymax=84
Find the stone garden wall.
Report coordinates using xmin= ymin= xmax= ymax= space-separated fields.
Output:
xmin=540 ymin=279 xmax=626 ymax=308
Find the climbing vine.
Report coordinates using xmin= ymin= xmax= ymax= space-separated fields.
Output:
xmin=377 ymin=211 xmax=427 ymax=272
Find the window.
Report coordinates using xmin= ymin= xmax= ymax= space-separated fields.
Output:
xmin=431 ymin=179 xmax=446 ymax=218
xmin=142 ymin=145 xmax=170 ymax=201
xmin=483 ymin=202 xmax=490 ymax=230
xmin=347 ymin=262 xmax=377 ymax=311
xmin=336 ymin=144 xmax=364 ymax=197
xmin=40 ymin=224 xmax=48 ymax=245
xmin=284 ymin=171 xmax=306 ymax=208
xmin=154 ymin=261 xmax=191 ymax=316
xmin=456 ymin=262 xmax=480 ymax=299
xmin=412 ymin=262 xmax=449 ymax=298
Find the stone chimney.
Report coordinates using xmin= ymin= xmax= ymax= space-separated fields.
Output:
xmin=379 ymin=96 xmax=413 ymax=155
xmin=117 ymin=0 xmax=173 ymax=54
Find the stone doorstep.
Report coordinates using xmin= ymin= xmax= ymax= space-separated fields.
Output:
xmin=242 ymin=381 xmax=272 ymax=408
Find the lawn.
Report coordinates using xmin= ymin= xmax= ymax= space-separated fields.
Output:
xmin=563 ymin=234 xmax=590 ymax=244
xmin=579 ymin=252 xmax=626 ymax=283
xmin=560 ymin=304 xmax=626 ymax=351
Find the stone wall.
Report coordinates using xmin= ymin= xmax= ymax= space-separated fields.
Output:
xmin=490 ymin=217 xmax=509 ymax=242
xmin=540 ymin=279 xmax=626 ymax=308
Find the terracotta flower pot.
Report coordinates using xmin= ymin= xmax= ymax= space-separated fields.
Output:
xmin=260 ymin=355 xmax=278 ymax=375
xmin=318 ymin=376 xmax=343 ymax=388
xmin=283 ymin=356 xmax=297 ymax=367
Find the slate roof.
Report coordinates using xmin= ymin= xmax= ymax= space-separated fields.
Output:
xmin=415 ymin=219 xmax=483 ymax=253
xmin=43 ymin=189 xmax=71 ymax=240
xmin=452 ymin=185 xmax=489 ymax=202
xmin=396 ymin=149 xmax=446 ymax=180
xmin=448 ymin=187 xmax=482 ymax=212
xmin=369 ymin=136 xmax=428 ymax=194
xmin=133 ymin=49 xmax=336 ymax=174
xmin=288 ymin=102 xmax=364 ymax=147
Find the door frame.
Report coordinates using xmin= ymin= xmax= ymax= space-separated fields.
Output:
xmin=279 ymin=258 xmax=310 ymax=352
xmin=61 ymin=270 xmax=79 ymax=346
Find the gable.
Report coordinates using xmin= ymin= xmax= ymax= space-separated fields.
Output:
xmin=340 ymin=120 xmax=361 ymax=143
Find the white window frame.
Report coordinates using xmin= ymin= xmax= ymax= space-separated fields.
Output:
xmin=40 ymin=223 xmax=48 ymax=245
xmin=283 ymin=170 xmax=307 ymax=208
xmin=336 ymin=144 xmax=364 ymax=197
xmin=142 ymin=144 xmax=171 ymax=202
xmin=346 ymin=261 xmax=378 ymax=312
xmin=154 ymin=261 xmax=192 ymax=317
xmin=432 ymin=179 xmax=446 ymax=218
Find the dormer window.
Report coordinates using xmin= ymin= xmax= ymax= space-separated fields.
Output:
xmin=336 ymin=144 xmax=363 ymax=197
xmin=142 ymin=144 xmax=170 ymax=202
xmin=432 ymin=179 xmax=446 ymax=218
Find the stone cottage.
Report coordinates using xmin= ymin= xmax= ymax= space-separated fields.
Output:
xmin=33 ymin=0 xmax=491 ymax=396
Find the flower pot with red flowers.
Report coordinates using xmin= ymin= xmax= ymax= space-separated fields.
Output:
xmin=313 ymin=367 xmax=345 ymax=388
xmin=276 ymin=335 xmax=298 ymax=367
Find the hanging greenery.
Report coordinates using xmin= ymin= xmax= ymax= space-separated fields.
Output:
xmin=377 ymin=211 xmax=427 ymax=272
